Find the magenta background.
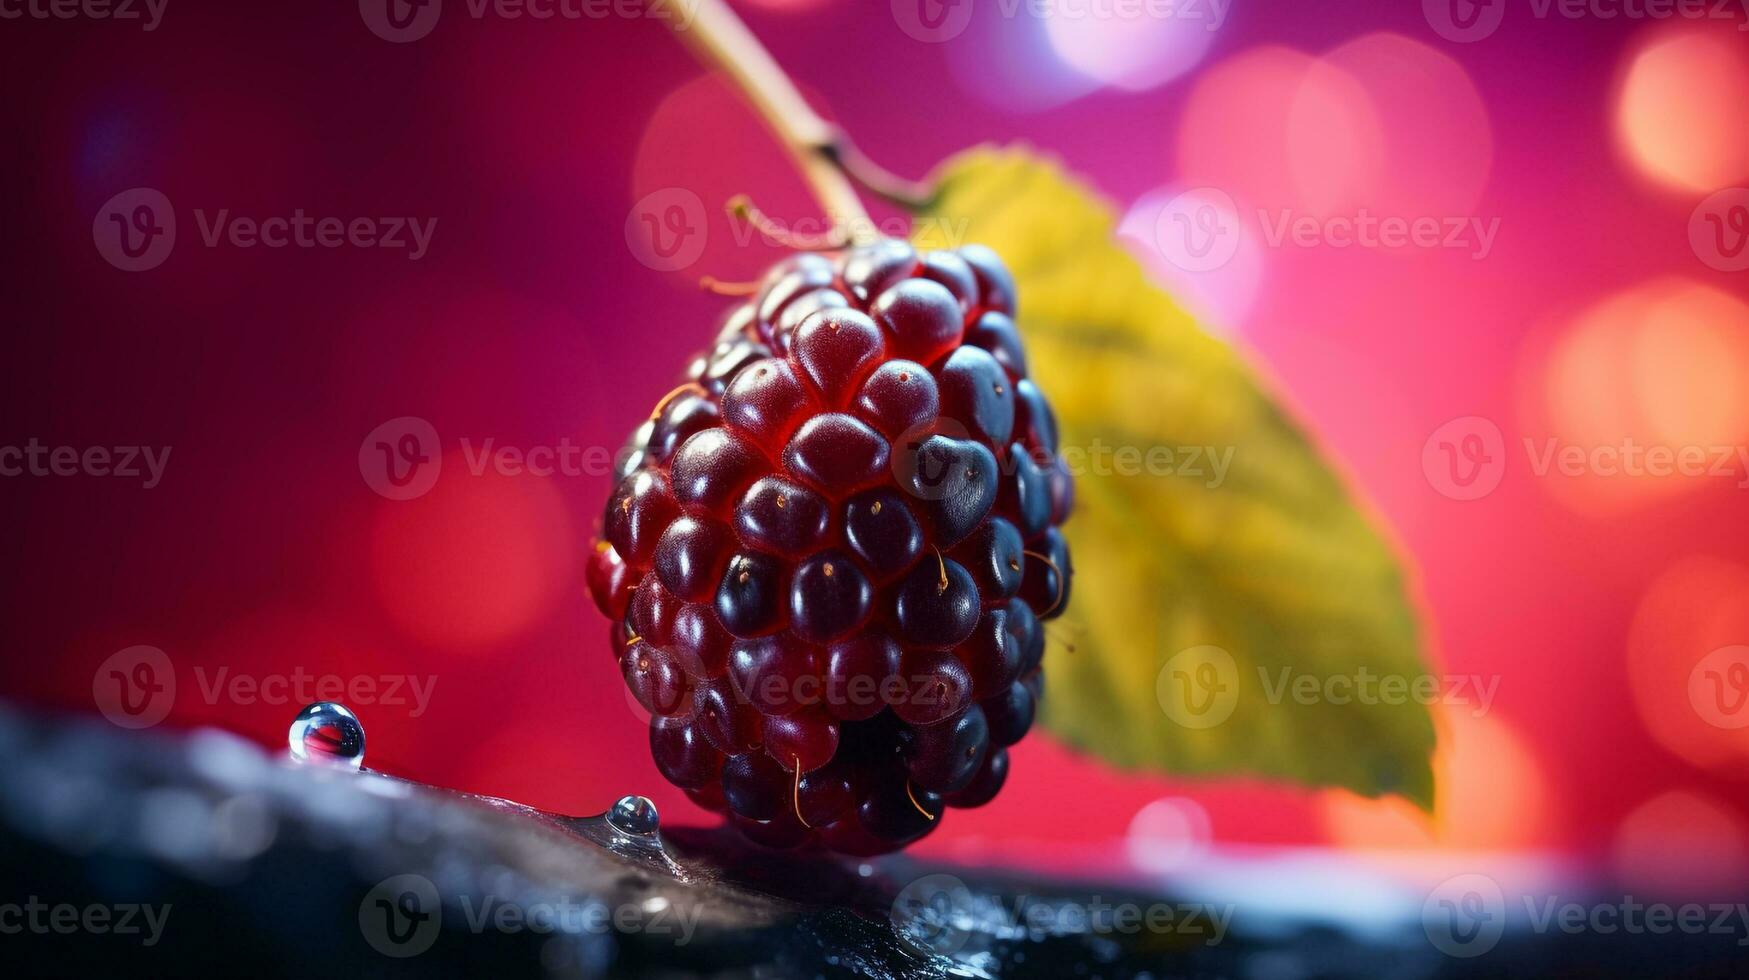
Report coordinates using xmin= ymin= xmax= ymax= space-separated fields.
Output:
xmin=3 ymin=0 xmax=1746 ymax=869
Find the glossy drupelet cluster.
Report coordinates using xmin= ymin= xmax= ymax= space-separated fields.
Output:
xmin=586 ymin=239 xmax=1072 ymax=855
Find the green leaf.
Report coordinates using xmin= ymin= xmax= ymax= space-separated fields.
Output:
xmin=912 ymin=146 xmax=1436 ymax=810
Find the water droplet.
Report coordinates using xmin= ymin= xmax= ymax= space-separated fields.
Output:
xmin=605 ymin=795 xmax=659 ymax=836
xmin=288 ymin=701 xmax=365 ymax=772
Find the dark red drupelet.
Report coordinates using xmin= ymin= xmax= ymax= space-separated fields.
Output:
xmin=587 ymin=239 xmax=1072 ymax=855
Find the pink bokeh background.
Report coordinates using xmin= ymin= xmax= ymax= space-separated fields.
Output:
xmin=5 ymin=0 xmax=1748 ymax=888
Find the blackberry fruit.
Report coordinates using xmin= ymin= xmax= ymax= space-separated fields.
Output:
xmin=587 ymin=240 xmax=1071 ymax=855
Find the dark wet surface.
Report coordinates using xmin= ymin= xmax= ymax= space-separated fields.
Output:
xmin=1 ymin=703 xmax=1744 ymax=978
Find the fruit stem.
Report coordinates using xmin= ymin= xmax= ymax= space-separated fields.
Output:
xmin=792 ymin=756 xmax=812 ymax=829
xmin=905 ymin=780 xmax=937 ymax=821
xmin=668 ymin=1 xmax=877 ymax=243
xmin=1023 ymin=549 xmax=1067 ymax=617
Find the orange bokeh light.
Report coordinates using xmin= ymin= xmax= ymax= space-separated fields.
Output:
xmin=1177 ymin=46 xmax=1381 ymax=218
xmin=1615 ymin=25 xmax=1749 ymax=193
xmin=1321 ymin=33 xmax=1493 ymax=219
xmin=1626 ymin=556 xmax=1749 ymax=771
xmin=371 ymin=455 xmax=577 ymax=651
xmin=1519 ymin=279 xmax=1749 ymax=513
xmin=1321 ymin=707 xmax=1549 ymax=852
xmin=1178 ymin=36 xmax=1492 ymax=221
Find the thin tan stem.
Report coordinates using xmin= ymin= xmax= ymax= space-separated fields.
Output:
xmin=667 ymin=1 xmax=874 ymax=241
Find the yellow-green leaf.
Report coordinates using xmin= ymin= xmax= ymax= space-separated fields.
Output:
xmin=913 ymin=146 xmax=1436 ymax=809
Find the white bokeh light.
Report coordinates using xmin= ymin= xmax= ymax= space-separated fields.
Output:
xmin=1041 ymin=0 xmax=1220 ymax=92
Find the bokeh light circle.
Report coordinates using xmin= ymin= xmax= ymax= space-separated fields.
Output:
xmin=1616 ymin=26 xmax=1749 ymax=192
xmin=1520 ymin=279 xmax=1749 ymax=512
xmin=1177 ymin=46 xmax=1382 ymax=218
xmin=371 ymin=454 xmax=576 ymax=650
xmin=1126 ymin=797 xmax=1214 ymax=873
xmin=1626 ymin=557 xmax=1749 ymax=770
xmin=1178 ymin=36 xmax=1492 ymax=221
xmin=1041 ymin=0 xmax=1218 ymax=92
xmin=1320 ymin=33 xmax=1493 ymax=218
xmin=1119 ymin=186 xmax=1263 ymax=332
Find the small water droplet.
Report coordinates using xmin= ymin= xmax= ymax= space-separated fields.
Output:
xmin=606 ymin=795 xmax=659 ymax=836
xmin=288 ymin=701 xmax=365 ymax=772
